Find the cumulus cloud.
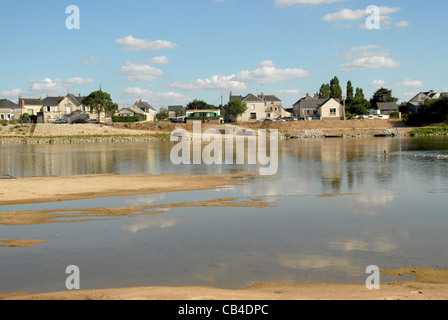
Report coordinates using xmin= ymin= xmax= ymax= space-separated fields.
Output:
xmin=370 ymin=80 xmax=387 ymax=87
xmin=150 ymin=56 xmax=171 ymax=64
xmin=1 ymin=77 xmax=94 ymax=98
xmin=395 ymin=78 xmax=423 ymax=88
xmin=340 ymin=45 xmax=400 ymax=71
xmin=170 ymin=61 xmax=310 ymax=91
xmin=119 ymin=61 xmax=164 ymax=82
xmin=81 ymin=56 xmax=100 ymax=64
xmin=274 ymin=0 xmax=346 ymax=7
xmin=116 ymin=35 xmax=179 ymax=52
xmin=123 ymin=87 xmax=192 ymax=106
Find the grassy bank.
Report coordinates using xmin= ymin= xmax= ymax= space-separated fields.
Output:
xmin=410 ymin=126 xmax=448 ymax=136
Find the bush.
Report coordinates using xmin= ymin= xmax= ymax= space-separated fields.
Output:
xmin=112 ymin=115 xmax=146 ymax=123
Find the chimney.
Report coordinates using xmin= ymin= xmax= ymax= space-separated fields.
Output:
xmin=21 ymin=100 xmax=25 ymax=108
xmin=430 ymin=90 xmax=434 ymax=93
xmin=230 ymin=91 xmax=233 ymax=97
xmin=79 ymin=93 xmax=81 ymax=97
xmin=306 ymin=93 xmax=310 ymax=98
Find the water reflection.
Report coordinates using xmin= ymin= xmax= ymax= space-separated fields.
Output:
xmin=1 ymin=137 xmax=448 ymax=292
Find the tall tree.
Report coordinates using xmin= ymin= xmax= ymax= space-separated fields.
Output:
xmin=330 ymin=76 xmax=343 ymax=100
xmin=223 ymin=100 xmax=247 ymax=122
xmin=187 ymin=99 xmax=216 ymax=110
xmin=346 ymin=81 xmax=354 ymax=102
xmin=355 ymin=87 xmax=365 ymax=100
xmin=82 ymin=90 xmax=118 ymax=123
xmin=370 ymin=87 xmax=398 ymax=109
xmin=319 ymin=83 xmax=330 ymax=99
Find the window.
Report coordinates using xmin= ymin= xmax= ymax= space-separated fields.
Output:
xmin=250 ymin=113 xmax=257 ymax=120
xmin=0 ymin=114 xmax=4 ymax=120
xmin=251 ymin=104 xmax=255 ymax=110
xmin=330 ymin=108 xmax=337 ymax=116
xmin=46 ymin=106 xmax=51 ymax=112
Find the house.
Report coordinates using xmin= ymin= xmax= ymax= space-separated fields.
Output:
xmin=408 ymin=90 xmax=448 ymax=113
xmin=0 ymin=99 xmax=19 ymax=121
xmin=293 ymin=94 xmax=345 ymax=120
xmin=376 ymin=102 xmax=399 ymax=114
xmin=168 ymin=105 xmax=186 ymax=119
xmin=18 ymin=94 xmax=92 ymax=123
xmin=117 ymin=100 xmax=156 ymax=121
xmin=131 ymin=100 xmax=156 ymax=121
xmin=185 ymin=109 xmax=223 ymax=124
xmin=229 ymin=93 xmax=265 ymax=122
xmin=257 ymin=93 xmax=292 ymax=119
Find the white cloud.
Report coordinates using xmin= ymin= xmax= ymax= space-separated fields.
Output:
xmin=275 ymin=0 xmax=346 ymax=7
xmin=81 ymin=56 xmax=100 ymax=64
xmin=396 ymin=20 xmax=410 ymax=28
xmin=150 ymin=56 xmax=171 ymax=64
xmin=170 ymin=61 xmax=310 ymax=91
xmin=340 ymin=45 xmax=400 ymax=71
xmin=323 ymin=8 xmax=366 ymax=22
xmin=123 ymin=87 xmax=192 ymax=106
xmin=119 ymin=61 xmax=164 ymax=82
xmin=273 ymin=89 xmax=301 ymax=96
xmin=116 ymin=35 xmax=179 ymax=52
xmin=395 ymin=78 xmax=423 ymax=88
xmin=171 ymin=75 xmax=247 ymax=91
xmin=370 ymin=80 xmax=387 ymax=87
xmin=324 ymin=6 xmax=402 ymax=29
xmin=340 ymin=56 xmax=401 ymax=71
xmin=1 ymin=77 xmax=94 ymax=98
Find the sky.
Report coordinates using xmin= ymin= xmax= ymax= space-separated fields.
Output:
xmin=1 ymin=0 xmax=447 ymax=111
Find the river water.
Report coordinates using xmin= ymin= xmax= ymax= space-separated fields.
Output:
xmin=0 ymin=137 xmax=447 ymax=293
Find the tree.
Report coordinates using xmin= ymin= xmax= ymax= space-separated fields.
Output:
xmin=187 ymin=99 xmax=216 ymax=110
xmin=407 ymin=96 xmax=448 ymax=126
xmin=223 ymin=100 xmax=247 ymax=122
xmin=330 ymin=76 xmax=343 ymax=100
xmin=82 ymin=90 xmax=118 ymax=123
xmin=355 ymin=87 xmax=365 ymax=100
xmin=370 ymin=87 xmax=398 ymax=109
xmin=319 ymin=83 xmax=330 ymax=99
xmin=156 ymin=107 xmax=169 ymax=121
xmin=346 ymin=81 xmax=354 ymax=102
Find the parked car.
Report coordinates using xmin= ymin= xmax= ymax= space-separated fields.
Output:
xmin=274 ymin=118 xmax=285 ymax=122
xmin=283 ymin=117 xmax=298 ymax=121
xmin=72 ymin=118 xmax=85 ymax=124
xmin=53 ymin=119 xmax=67 ymax=124
xmin=257 ymin=118 xmax=266 ymax=122
xmin=19 ymin=118 xmax=31 ymax=124
xmin=87 ymin=119 xmax=99 ymax=124
xmin=263 ymin=118 xmax=274 ymax=122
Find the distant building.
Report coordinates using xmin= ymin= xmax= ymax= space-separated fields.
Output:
xmin=407 ymin=90 xmax=448 ymax=113
xmin=376 ymin=102 xmax=399 ymax=114
xmin=257 ymin=93 xmax=292 ymax=119
xmin=229 ymin=92 xmax=265 ymax=122
xmin=293 ymin=94 xmax=345 ymax=120
xmin=185 ymin=109 xmax=223 ymax=124
xmin=117 ymin=100 xmax=157 ymax=121
xmin=168 ymin=105 xmax=186 ymax=119
xmin=0 ymin=99 xmax=19 ymax=121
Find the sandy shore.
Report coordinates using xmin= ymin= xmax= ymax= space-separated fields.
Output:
xmin=2 ymin=267 xmax=448 ymax=300
xmin=0 ymin=173 xmax=255 ymax=206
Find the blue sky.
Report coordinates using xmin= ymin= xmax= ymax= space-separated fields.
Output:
xmin=1 ymin=0 xmax=447 ymax=110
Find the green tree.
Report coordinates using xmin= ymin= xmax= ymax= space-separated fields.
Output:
xmin=370 ymin=87 xmax=398 ymax=109
xmin=156 ymin=107 xmax=169 ymax=121
xmin=319 ymin=83 xmax=330 ymax=99
xmin=407 ymin=96 xmax=448 ymax=126
xmin=187 ymin=99 xmax=217 ymax=110
xmin=346 ymin=81 xmax=354 ymax=102
xmin=223 ymin=100 xmax=247 ymax=122
xmin=330 ymin=76 xmax=343 ymax=100
xmin=82 ymin=90 xmax=118 ymax=123
xmin=355 ymin=87 xmax=365 ymax=100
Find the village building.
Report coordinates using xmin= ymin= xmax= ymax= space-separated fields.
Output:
xmin=229 ymin=93 xmax=265 ymax=122
xmin=407 ymin=90 xmax=448 ymax=113
xmin=0 ymin=99 xmax=19 ymax=121
xmin=293 ymin=94 xmax=345 ymax=120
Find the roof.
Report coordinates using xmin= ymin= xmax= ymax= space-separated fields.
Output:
xmin=41 ymin=96 xmax=66 ymax=106
xmin=259 ymin=94 xmax=281 ymax=102
xmin=129 ymin=106 xmax=146 ymax=115
xmin=377 ymin=102 xmax=398 ymax=111
xmin=0 ymin=99 xmax=18 ymax=109
xmin=294 ymin=98 xmax=339 ymax=110
xmin=19 ymin=98 xmax=43 ymax=106
xmin=168 ymin=105 xmax=186 ymax=111
xmin=67 ymin=94 xmax=85 ymax=105
xmin=133 ymin=100 xmax=156 ymax=111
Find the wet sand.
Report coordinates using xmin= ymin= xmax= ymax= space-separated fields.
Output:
xmin=0 ymin=173 xmax=255 ymax=206
xmin=2 ymin=268 xmax=448 ymax=300
xmin=1 ymin=173 xmax=448 ymax=300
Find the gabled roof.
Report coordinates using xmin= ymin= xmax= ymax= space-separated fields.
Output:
xmin=259 ymin=94 xmax=281 ymax=102
xmin=133 ymin=100 xmax=156 ymax=111
xmin=67 ymin=94 xmax=85 ymax=105
xmin=129 ymin=105 xmax=146 ymax=115
xmin=168 ymin=105 xmax=186 ymax=111
xmin=41 ymin=96 xmax=66 ymax=106
xmin=243 ymin=93 xmax=264 ymax=102
xmin=294 ymin=97 xmax=339 ymax=109
xmin=0 ymin=99 xmax=18 ymax=109
xmin=19 ymin=98 xmax=43 ymax=106
xmin=377 ymin=102 xmax=398 ymax=111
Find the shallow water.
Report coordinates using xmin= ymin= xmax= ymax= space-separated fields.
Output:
xmin=0 ymin=137 xmax=447 ymax=293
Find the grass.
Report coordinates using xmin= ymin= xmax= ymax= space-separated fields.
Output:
xmin=410 ymin=126 xmax=448 ymax=136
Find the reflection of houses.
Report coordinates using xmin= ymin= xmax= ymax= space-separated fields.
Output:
xmin=117 ymin=100 xmax=156 ymax=121
xmin=0 ymin=99 xmax=19 ymax=121
xmin=185 ymin=109 xmax=223 ymax=123
xmin=407 ymin=90 xmax=448 ymax=113
xmin=168 ymin=105 xmax=186 ymax=119
xmin=229 ymin=92 xmax=265 ymax=122
xmin=293 ymin=94 xmax=345 ymax=120
xmin=257 ymin=93 xmax=292 ymax=119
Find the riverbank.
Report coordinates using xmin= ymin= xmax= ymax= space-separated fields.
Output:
xmin=0 ymin=120 xmax=420 ymax=144
xmin=2 ymin=267 xmax=448 ymax=300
